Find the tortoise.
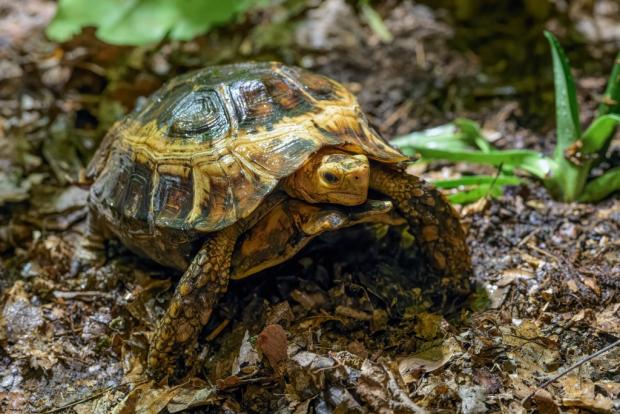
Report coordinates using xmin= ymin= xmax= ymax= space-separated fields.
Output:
xmin=76 ymin=62 xmax=472 ymax=380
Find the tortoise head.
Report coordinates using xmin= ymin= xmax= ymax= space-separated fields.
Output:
xmin=283 ymin=150 xmax=369 ymax=206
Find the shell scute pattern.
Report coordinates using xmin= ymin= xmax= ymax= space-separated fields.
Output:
xmin=280 ymin=66 xmax=342 ymax=101
xmin=168 ymin=88 xmax=230 ymax=140
xmin=230 ymin=79 xmax=276 ymax=132
xmin=135 ymin=82 xmax=231 ymax=143
xmin=92 ymin=150 xmax=133 ymax=212
xmin=155 ymin=173 xmax=194 ymax=226
xmin=123 ymin=162 xmax=153 ymax=222
xmin=90 ymin=62 xmax=406 ymax=235
xmin=261 ymin=73 xmax=313 ymax=116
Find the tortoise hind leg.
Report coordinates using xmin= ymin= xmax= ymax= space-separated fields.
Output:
xmin=369 ymin=163 xmax=472 ymax=294
xmin=147 ymin=226 xmax=238 ymax=380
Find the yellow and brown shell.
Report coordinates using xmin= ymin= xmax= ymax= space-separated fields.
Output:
xmin=88 ymin=62 xmax=407 ymax=233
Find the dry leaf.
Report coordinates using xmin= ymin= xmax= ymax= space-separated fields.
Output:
xmin=257 ymin=324 xmax=288 ymax=373
xmin=398 ymin=337 xmax=462 ymax=384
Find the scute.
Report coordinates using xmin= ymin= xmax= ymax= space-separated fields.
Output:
xmin=261 ymin=74 xmax=312 ymax=115
xmin=123 ymin=162 xmax=153 ymax=221
xmin=281 ymin=66 xmax=341 ymax=101
xmin=91 ymin=149 xmax=134 ymax=213
xmin=230 ymin=79 xmax=277 ymax=131
xmin=154 ymin=173 xmax=194 ymax=227
xmin=168 ymin=89 xmax=230 ymax=140
xmin=89 ymin=62 xmax=408 ymax=234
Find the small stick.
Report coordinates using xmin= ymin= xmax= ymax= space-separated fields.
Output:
xmin=206 ymin=319 xmax=231 ymax=341
xmin=521 ymin=337 xmax=620 ymax=405
xmin=517 ymin=228 xmax=540 ymax=248
xmin=37 ymin=379 xmax=147 ymax=414
xmin=53 ymin=290 xmax=113 ymax=300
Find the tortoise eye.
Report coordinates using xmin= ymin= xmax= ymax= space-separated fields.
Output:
xmin=322 ymin=171 xmax=340 ymax=184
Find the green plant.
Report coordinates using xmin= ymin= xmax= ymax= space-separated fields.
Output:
xmin=47 ymin=0 xmax=265 ymax=45
xmin=358 ymin=0 xmax=393 ymax=43
xmin=393 ymin=32 xmax=620 ymax=203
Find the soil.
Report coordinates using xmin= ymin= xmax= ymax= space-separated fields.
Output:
xmin=1 ymin=1 xmax=619 ymax=413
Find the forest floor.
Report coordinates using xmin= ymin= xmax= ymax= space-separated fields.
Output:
xmin=0 ymin=1 xmax=619 ymax=413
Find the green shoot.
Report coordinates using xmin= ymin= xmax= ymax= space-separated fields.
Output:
xmin=393 ymin=32 xmax=620 ymax=203
xmin=434 ymin=175 xmax=521 ymax=189
xmin=434 ymin=174 xmax=521 ymax=205
xmin=597 ymin=52 xmax=620 ymax=117
xmin=358 ymin=1 xmax=393 ymax=43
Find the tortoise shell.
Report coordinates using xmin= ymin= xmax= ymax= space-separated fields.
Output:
xmin=88 ymin=62 xmax=406 ymax=233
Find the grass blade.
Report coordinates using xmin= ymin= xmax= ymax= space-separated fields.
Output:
xmin=359 ymin=0 xmax=393 ymax=43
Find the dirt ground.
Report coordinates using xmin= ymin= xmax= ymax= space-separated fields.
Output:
xmin=1 ymin=1 xmax=619 ymax=413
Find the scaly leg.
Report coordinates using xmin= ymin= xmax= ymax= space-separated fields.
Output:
xmin=369 ymin=163 xmax=472 ymax=294
xmin=148 ymin=195 xmax=284 ymax=381
xmin=147 ymin=225 xmax=239 ymax=380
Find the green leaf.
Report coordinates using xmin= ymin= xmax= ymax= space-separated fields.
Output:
xmin=47 ymin=0 xmax=260 ymax=45
xmin=598 ymin=52 xmax=620 ymax=117
xmin=392 ymin=119 xmax=554 ymax=178
xmin=359 ymin=0 xmax=393 ymax=43
xmin=544 ymin=31 xmax=581 ymax=154
xmin=410 ymin=147 xmax=553 ymax=179
xmin=542 ymin=31 xmax=588 ymax=202
xmin=391 ymin=119 xmax=493 ymax=154
xmin=434 ymin=175 xmax=521 ymax=189
xmin=447 ymin=184 xmax=504 ymax=205
xmin=46 ymin=0 xmax=128 ymax=42
xmin=391 ymin=123 xmax=467 ymax=151
xmin=581 ymin=114 xmax=620 ymax=154
xmin=454 ymin=118 xmax=494 ymax=153
xmin=578 ymin=167 xmax=620 ymax=202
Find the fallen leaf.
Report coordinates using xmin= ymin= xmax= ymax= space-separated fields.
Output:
xmin=559 ymin=375 xmax=615 ymax=414
xmin=257 ymin=324 xmax=288 ymax=374
xmin=458 ymin=385 xmax=487 ymax=414
xmin=595 ymin=303 xmax=620 ymax=334
xmin=533 ymin=389 xmax=559 ymax=414
xmin=398 ymin=337 xmax=462 ymax=384
xmin=233 ymin=330 xmax=260 ymax=375
xmin=582 ymin=276 xmax=601 ymax=296
xmin=167 ymin=382 xmax=218 ymax=413
xmin=357 ymin=359 xmax=426 ymax=414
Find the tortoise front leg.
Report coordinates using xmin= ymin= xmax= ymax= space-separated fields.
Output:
xmin=369 ymin=163 xmax=472 ymax=293
xmin=147 ymin=226 xmax=238 ymax=380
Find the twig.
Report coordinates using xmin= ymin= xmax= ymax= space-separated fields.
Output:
xmin=53 ymin=290 xmax=113 ymax=300
xmin=482 ymin=163 xmax=504 ymax=201
xmin=521 ymin=337 xmax=620 ymax=405
xmin=37 ymin=379 xmax=146 ymax=414
xmin=516 ymin=228 xmax=540 ymax=248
